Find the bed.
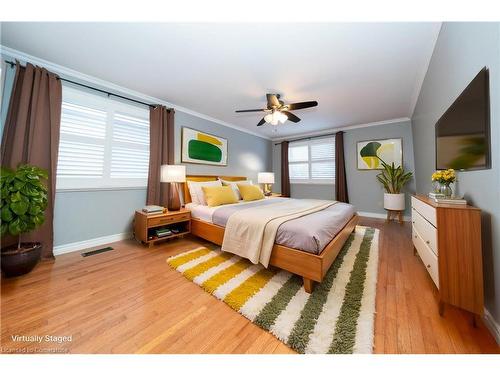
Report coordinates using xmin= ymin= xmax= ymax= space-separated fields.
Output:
xmin=183 ymin=175 xmax=359 ymax=293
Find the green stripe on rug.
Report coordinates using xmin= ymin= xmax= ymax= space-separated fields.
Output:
xmin=286 ymin=231 xmax=357 ymax=353
xmin=328 ymin=228 xmax=375 ymax=354
xmin=254 ymin=274 xmax=303 ymax=331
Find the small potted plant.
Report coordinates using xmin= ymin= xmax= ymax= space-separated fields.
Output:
xmin=376 ymin=160 xmax=413 ymax=211
xmin=1 ymin=165 xmax=48 ymax=277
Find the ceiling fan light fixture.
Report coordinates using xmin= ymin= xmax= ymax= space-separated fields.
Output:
xmin=278 ymin=112 xmax=288 ymax=124
xmin=264 ymin=113 xmax=273 ymax=123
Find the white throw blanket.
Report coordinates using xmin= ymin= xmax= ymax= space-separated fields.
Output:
xmin=221 ymin=199 xmax=337 ymax=267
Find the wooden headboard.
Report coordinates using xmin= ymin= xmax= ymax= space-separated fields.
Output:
xmin=182 ymin=175 xmax=247 ymax=204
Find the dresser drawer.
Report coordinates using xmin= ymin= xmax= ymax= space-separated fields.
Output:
xmin=412 ymin=209 xmax=438 ymax=255
xmin=411 ymin=196 xmax=437 ymax=227
xmin=413 ymin=227 xmax=439 ymax=289
xmin=148 ymin=213 xmax=190 ymax=226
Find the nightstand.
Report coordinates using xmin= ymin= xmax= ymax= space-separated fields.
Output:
xmin=134 ymin=208 xmax=191 ymax=247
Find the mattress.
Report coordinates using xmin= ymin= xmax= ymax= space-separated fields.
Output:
xmin=186 ymin=198 xmax=356 ymax=254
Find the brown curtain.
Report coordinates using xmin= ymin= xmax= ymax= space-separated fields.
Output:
xmin=146 ymin=105 xmax=174 ymax=206
xmin=280 ymin=141 xmax=291 ymax=197
xmin=1 ymin=62 xmax=62 ymax=259
xmin=335 ymin=131 xmax=349 ymax=203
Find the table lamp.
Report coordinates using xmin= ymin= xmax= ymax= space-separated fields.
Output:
xmin=161 ymin=165 xmax=186 ymax=211
xmin=258 ymin=172 xmax=275 ymax=196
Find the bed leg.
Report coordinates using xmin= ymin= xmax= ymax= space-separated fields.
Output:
xmin=303 ymin=277 xmax=314 ymax=293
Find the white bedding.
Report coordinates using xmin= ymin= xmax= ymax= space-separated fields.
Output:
xmin=186 ymin=200 xmax=261 ymax=223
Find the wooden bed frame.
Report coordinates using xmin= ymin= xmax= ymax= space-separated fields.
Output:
xmin=183 ymin=175 xmax=359 ymax=293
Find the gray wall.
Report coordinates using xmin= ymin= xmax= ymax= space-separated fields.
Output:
xmin=53 ymin=111 xmax=272 ymax=247
xmin=272 ymin=120 xmax=416 ymax=216
xmin=174 ymin=111 xmax=272 ymax=182
xmin=345 ymin=120 xmax=416 ymax=216
xmin=411 ymin=23 xmax=500 ymax=324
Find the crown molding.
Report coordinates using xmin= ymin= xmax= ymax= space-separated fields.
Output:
xmin=271 ymin=117 xmax=411 ymax=142
xmin=0 ymin=45 xmax=271 ymax=140
xmin=408 ymin=22 xmax=442 ymax=117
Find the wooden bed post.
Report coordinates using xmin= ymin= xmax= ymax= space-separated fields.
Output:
xmin=303 ymin=278 xmax=314 ymax=293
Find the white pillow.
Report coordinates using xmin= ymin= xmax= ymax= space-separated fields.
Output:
xmin=187 ymin=180 xmax=222 ymax=205
xmin=219 ymin=179 xmax=253 ymax=200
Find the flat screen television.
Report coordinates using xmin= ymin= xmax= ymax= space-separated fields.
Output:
xmin=435 ymin=67 xmax=491 ymax=171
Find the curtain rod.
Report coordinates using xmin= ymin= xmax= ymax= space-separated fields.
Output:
xmin=5 ymin=60 xmax=172 ymax=111
xmin=273 ymin=131 xmax=339 ymax=145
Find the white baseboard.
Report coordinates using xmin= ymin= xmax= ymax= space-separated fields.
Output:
xmin=358 ymin=211 xmax=411 ymax=222
xmin=54 ymin=232 xmax=133 ymax=256
xmin=483 ymin=308 xmax=500 ymax=345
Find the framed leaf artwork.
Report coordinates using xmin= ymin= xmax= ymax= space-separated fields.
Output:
xmin=357 ymin=138 xmax=402 ymax=170
xmin=181 ymin=127 xmax=228 ymax=166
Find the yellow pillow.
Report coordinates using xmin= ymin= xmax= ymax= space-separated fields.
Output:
xmin=201 ymin=186 xmax=238 ymax=207
xmin=237 ymin=184 xmax=264 ymax=201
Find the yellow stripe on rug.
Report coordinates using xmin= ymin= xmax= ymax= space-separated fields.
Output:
xmin=223 ymin=268 xmax=278 ymax=311
xmin=167 ymin=247 xmax=211 ymax=268
xmin=201 ymin=259 xmax=251 ymax=293
xmin=183 ymin=252 xmax=233 ymax=281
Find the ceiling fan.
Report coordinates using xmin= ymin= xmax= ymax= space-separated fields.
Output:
xmin=235 ymin=94 xmax=318 ymax=127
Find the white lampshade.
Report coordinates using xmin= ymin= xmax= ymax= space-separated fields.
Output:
xmin=278 ymin=112 xmax=288 ymax=123
xmin=264 ymin=111 xmax=288 ymax=126
xmin=258 ymin=172 xmax=275 ymax=184
xmin=161 ymin=165 xmax=186 ymax=183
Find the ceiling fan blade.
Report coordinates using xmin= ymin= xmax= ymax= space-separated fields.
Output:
xmin=282 ymin=111 xmax=301 ymax=123
xmin=287 ymin=101 xmax=318 ymax=110
xmin=257 ymin=117 xmax=266 ymax=126
xmin=235 ymin=109 xmax=265 ymax=113
xmin=266 ymin=94 xmax=280 ymax=108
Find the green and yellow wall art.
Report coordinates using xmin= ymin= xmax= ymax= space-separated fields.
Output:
xmin=357 ymin=138 xmax=402 ymax=170
xmin=181 ymin=127 xmax=228 ymax=166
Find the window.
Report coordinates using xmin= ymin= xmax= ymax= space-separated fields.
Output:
xmin=288 ymin=137 xmax=335 ymax=184
xmin=56 ymin=86 xmax=150 ymax=190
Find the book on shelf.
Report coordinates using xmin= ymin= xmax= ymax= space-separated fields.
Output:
xmin=434 ymin=197 xmax=467 ymax=205
xmin=155 ymin=229 xmax=172 ymax=238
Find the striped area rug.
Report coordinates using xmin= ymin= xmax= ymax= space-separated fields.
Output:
xmin=167 ymin=226 xmax=379 ymax=354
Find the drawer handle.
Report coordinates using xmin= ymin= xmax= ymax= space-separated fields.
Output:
xmin=427 ymin=264 xmax=431 ymax=268
xmin=412 ymin=221 xmax=415 ymax=224
xmin=414 ymin=235 xmax=417 ymax=238
xmin=426 ymin=240 xmax=430 ymax=245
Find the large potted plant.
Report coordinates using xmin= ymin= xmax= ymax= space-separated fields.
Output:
xmin=376 ymin=160 xmax=413 ymax=211
xmin=1 ymin=165 xmax=48 ymax=277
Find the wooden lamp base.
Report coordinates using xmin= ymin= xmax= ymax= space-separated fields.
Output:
xmin=168 ymin=182 xmax=181 ymax=211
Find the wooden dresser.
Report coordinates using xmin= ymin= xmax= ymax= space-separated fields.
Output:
xmin=411 ymin=195 xmax=483 ymax=324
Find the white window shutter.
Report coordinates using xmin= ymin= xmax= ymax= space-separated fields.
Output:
xmin=288 ymin=137 xmax=336 ymax=184
xmin=56 ymin=86 xmax=150 ymax=190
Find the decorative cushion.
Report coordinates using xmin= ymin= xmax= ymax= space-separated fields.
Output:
xmin=237 ymin=184 xmax=265 ymax=201
xmin=201 ymin=186 xmax=238 ymax=207
xmin=220 ymin=179 xmax=252 ymax=200
xmin=187 ymin=180 xmax=222 ymax=205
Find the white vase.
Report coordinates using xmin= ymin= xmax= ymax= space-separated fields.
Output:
xmin=384 ymin=193 xmax=405 ymax=210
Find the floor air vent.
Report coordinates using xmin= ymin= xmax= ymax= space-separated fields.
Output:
xmin=81 ymin=246 xmax=114 ymax=257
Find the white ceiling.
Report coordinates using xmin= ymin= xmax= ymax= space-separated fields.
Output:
xmin=1 ymin=22 xmax=440 ymax=139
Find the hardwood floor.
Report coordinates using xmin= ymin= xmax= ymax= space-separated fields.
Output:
xmin=1 ymin=217 xmax=498 ymax=354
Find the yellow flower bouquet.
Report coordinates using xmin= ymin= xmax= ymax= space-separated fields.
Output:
xmin=431 ymin=169 xmax=456 ymax=197
xmin=431 ymin=169 xmax=456 ymax=184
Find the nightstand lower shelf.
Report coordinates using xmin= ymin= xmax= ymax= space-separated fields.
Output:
xmin=134 ymin=209 xmax=191 ymax=247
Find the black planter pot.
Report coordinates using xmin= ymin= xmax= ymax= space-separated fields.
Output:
xmin=1 ymin=242 xmax=42 ymax=278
